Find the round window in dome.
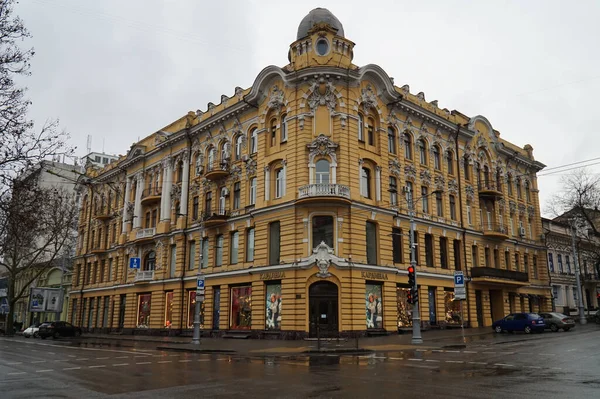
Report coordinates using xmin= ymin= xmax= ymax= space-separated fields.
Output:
xmin=315 ymin=38 xmax=329 ymax=56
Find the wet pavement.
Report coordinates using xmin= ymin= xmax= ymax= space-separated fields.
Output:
xmin=1 ymin=325 xmax=599 ymax=398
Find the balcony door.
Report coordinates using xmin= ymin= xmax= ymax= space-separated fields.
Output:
xmin=315 ymin=159 xmax=330 ymax=184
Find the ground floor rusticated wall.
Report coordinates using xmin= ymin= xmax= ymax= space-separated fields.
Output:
xmin=68 ymin=264 xmax=552 ymax=339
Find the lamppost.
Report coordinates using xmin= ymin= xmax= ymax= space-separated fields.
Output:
xmin=570 ymin=222 xmax=587 ymax=325
xmin=403 ymin=185 xmax=442 ymax=345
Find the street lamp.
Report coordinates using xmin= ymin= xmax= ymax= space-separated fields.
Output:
xmin=570 ymin=222 xmax=587 ymax=325
xmin=403 ymin=185 xmax=443 ymax=344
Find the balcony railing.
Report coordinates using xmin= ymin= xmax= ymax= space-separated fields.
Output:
xmin=584 ymin=272 xmax=600 ymax=282
xmin=480 ymin=223 xmax=509 ymax=239
xmin=471 ymin=267 xmax=529 ymax=282
xmin=298 ymin=183 xmax=351 ymax=199
xmin=136 ymin=227 xmax=156 ymax=240
xmin=134 ymin=270 xmax=154 ymax=282
xmin=206 ymin=160 xmax=230 ymax=172
xmin=477 ymin=182 xmax=503 ymax=198
xmin=201 ymin=208 xmax=229 ymax=223
xmin=141 ymin=187 xmax=162 ymax=199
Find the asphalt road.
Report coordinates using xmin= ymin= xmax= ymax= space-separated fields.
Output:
xmin=1 ymin=326 xmax=599 ymax=398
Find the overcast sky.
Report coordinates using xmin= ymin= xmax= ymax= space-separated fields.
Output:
xmin=15 ymin=0 xmax=600 ymax=216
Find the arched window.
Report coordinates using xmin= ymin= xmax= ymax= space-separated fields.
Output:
xmin=417 ymin=139 xmax=427 ymax=165
xmin=387 ymin=127 xmax=396 ymax=154
xmin=389 ymin=176 xmax=398 ymax=205
xmin=507 ymin=174 xmax=514 ymax=196
xmin=250 ymin=128 xmax=258 ymax=154
xmin=177 ymin=161 xmax=184 ymax=183
xmin=358 ymin=114 xmax=365 ymax=141
xmin=144 ymin=251 xmax=156 ymax=271
xmin=525 ymin=181 xmax=531 ymax=202
xmin=219 ymin=188 xmax=227 ymax=215
xmin=483 ymin=165 xmax=490 ymax=188
xmin=270 ymin=119 xmax=277 ymax=147
xmin=367 ymin=117 xmax=375 ymax=146
xmin=275 ymin=167 xmax=284 ymax=198
xmin=220 ymin=142 xmax=229 ymax=162
xmin=475 ymin=162 xmax=481 ymax=186
xmin=207 ymin=148 xmax=216 ymax=170
xmin=281 ymin=113 xmax=288 ymax=142
xmin=516 ymin=178 xmax=523 ymax=199
xmin=315 ymin=159 xmax=330 ymax=184
xmin=433 ymin=146 xmax=441 ymax=170
xmin=496 ymin=169 xmax=503 ymax=191
xmin=205 ymin=191 xmax=212 ymax=215
xmin=235 ymin=135 xmax=244 ymax=160
xmin=446 ymin=150 xmax=454 ymax=175
xmin=463 ymin=156 xmax=471 ymax=181
xmin=403 ymin=133 xmax=412 ymax=160
xmin=361 ymin=167 xmax=371 ymax=198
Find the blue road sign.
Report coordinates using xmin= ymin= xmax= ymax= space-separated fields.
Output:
xmin=454 ymin=271 xmax=464 ymax=287
xmin=197 ymin=277 xmax=205 ymax=289
xmin=129 ymin=257 xmax=141 ymax=269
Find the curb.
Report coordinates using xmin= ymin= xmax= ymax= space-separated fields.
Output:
xmin=156 ymin=346 xmax=237 ymax=354
xmin=302 ymin=349 xmax=373 ymax=355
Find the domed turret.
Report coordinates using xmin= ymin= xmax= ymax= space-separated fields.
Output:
xmin=297 ymin=8 xmax=345 ymax=40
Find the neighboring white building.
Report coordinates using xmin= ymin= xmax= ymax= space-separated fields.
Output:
xmin=82 ymin=152 xmax=119 ymax=169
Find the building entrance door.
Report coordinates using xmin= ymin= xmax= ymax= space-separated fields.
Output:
xmin=475 ymin=290 xmax=484 ymax=327
xmin=309 ymin=281 xmax=339 ymax=338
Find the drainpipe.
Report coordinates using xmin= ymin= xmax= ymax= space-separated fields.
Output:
xmin=178 ymin=129 xmax=193 ymax=332
xmin=79 ymin=179 xmax=94 ymax=328
xmin=455 ymin=123 xmax=472 ymax=327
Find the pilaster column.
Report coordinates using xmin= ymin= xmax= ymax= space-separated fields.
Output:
xmin=122 ymin=177 xmax=132 ymax=232
xmin=331 ymin=165 xmax=337 ymax=184
xmin=281 ymin=160 xmax=287 ymax=197
xmin=161 ymin=157 xmax=172 ymax=221
xmin=133 ymin=173 xmax=144 ymax=229
xmin=264 ymin=166 xmax=270 ymax=201
xmin=179 ymin=153 xmax=190 ymax=216
xmin=375 ymin=166 xmax=382 ymax=201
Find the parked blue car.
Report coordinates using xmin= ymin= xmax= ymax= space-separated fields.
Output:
xmin=492 ymin=313 xmax=545 ymax=334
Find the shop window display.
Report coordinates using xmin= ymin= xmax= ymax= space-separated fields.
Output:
xmin=137 ymin=294 xmax=151 ymax=328
xmin=265 ymin=283 xmax=282 ymax=330
xmin=231 ymin=286 xmax=252 ymax=329
xmin=444 ymin=291 xmax=462 ymax=325
xmin=187 ymin=291 xmax=205 ymax=329
xmin=365 ymin=283 xmax=383 ymax=329
xmin=396 ymin=287 xmax=413 ymax=328
xmin=164 ymin=292 xmax=174 ymax=328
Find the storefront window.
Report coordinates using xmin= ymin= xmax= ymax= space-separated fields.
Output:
xmin=265 ymin=282 xmax=282 ymax=330
xmin=397 ymin=286 xmax=413 ymax=328
xmin=230 ymin=286 xmax=252 ymax=329
xmin=366 ymin=283 xmax=383 ymax=329
xmin=187 ymin=291 xmax=205 ymax=329
xmin=444 ymin=291 xmax=462 ymax=325
xmin=137 ymin=294 xmax=151 ymax=328
xmin=165 ymin=292 xmax=174 ymax=328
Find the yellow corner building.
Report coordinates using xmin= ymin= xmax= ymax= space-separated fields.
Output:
xmin=70 ymin=8 xmax=551 ymax=338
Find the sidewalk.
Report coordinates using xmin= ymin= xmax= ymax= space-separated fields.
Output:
xmin=82 ymin=327 xmax=494 ymax=356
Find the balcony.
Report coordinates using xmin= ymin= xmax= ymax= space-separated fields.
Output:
xmin=90 ymin=245 xmax=106 ymax=254
xmin=134 ymin=270 xmax=154 ymax=283
xmin=205 ymin=161 xmax=230 ymax=181
xmin=201 ymin=208 xmax=229 ymax=227
xmin=94 ymin=210 xmax=112 ymax=221
xmin=471 ymin=267 xmax=529 ymax=286
xmin=297 ymin=183 xmax=351 ymax=205
xmin=141 ymin=187 xmax=162 ymax=205
xmin=584 ymin=273 xmax=600 ymax=282
xmin=480 ymin=223 xmax=509 ymax=240
xmin=478 ymin=182 xmax=503 ymax=200
xmin=135 ymin=227 xmax=156 ymax=242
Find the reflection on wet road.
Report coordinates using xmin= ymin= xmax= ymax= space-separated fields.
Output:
xmin=1 ymin=327 xmax=599 ymax=398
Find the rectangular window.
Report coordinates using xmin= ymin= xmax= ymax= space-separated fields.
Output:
xmin=233 ymin=182 xmax=241 ymax=209
xmin=275 ymin=168 xmax=284 ymax=198
xmin=230 ymin=286 xmax=252 ymax=329
xmin=358 ymin=114 xmax=364 ymax=141
xmin=439 ymin=237 xmax=448 ymax=269
xmin=388 ymin=128 xmax=396 ymax=154
xmin=103 ymin=297 xmax=110 ymax=328
xmin=565 ymin=255 xmax=571 ymax=273
xmin=269 ymin=222 xmax=280 ymax=265
xmin=494 ymin=248 xmax=500 ymax=269
xmin=186 ymin=291 xmax=203 ymax=329
xmin=533 ymin=255 xmax=538 ymax=279
xmin=107 ymin=258 xmax=113 ymax=282
xmin=389 ymin=176 xmax=398 ymax=206
xmin=145 ymin=212 xmax=150 ymax=228
xmin=88 ymin=298 xmax=94 ymax=329
xmin=505 ymin=250 xmax=510 ymax=270
xmin=366 ymin=283 xmax=383 ymax=329
xmin=514 ymin=253 xmax=520 ymax=271
xmin=137 ymin=294 xmax=151 ymax=328
xmin=281 ymin=117 xmax=288 ymax=142
xmin=366 ymin=221 xmax=378 ymax=264
xmin=484 ymin=247 xmax=491 ymax=267
xmin=436 ymin=192 xmax=443 ymax=217
xmin=165 ymin=292 xmax=174 ymax=328
xmin=192 ymin=196 xmax=199 ymax=220
xmin=215 ymin=235 xmax=224 ymax=267
xmin=230 ymin=232 xmax=239 ymax=264
xmin=421 ymin=186 xmax=429 ymax=213
xmin=466 ymin=202 xmax=472 ymax=225
xmin=413 ymin=231 xmax=420 ymax=266
xmin=151 ymin=209 xmax=158 ymax=228
xmin=246 ymin=228 xmax=255 ymax=262
xmin=453 ymin=239 xmax=461 ymax=270
xmin=449 ymin=195 xmax=456 ymax=220
xmin=71 ymin=299 xmax=78 ymax=326
xmin=464 ymin=157 xmax=470 ymax=181
xmin=170 ymin=245 xmax=177 ymax=277
xmin=524 ymin=254 xmax=529 ymax=275
xmin=425 ymin=234 xmax=434 ymax=267
xmin=557 ymin=254 xmax=563 ymax=273
xmin=447 ymin=152 xmax=454 ymax=175
xmin=100 ymin=260 xmax=105 ymax=283
xmin=82 ymin=298 xmax=87 ymax=328
xmin=265 ymin=282 xmax=282 ymax=330
xmin=471 ymin=245 xmax=479 ymax=267
xmin=249 ymin=177 xmax=257 ymax=205
xmin=205 ymin=191 xmax=212 ymax=214
xmin=188 ymin=241 xmax=196 ymax=270
xmin=392 ymin=227 xmax=403 ymax=264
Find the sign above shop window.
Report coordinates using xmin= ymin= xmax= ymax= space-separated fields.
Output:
xmin=361 ymin=271 xmax=388 ymax=281
xmin=260 ymin=272 xmax=286 ymax=280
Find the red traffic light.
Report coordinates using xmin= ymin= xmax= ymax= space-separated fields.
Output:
xmin=408 ymin=266 xmax=414 ymax=273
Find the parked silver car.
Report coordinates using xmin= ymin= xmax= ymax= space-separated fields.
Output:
xmin=23 ymin=323 xmax=40 ymax=338
xmin=539 ymin=312 xmax=575 ymax=332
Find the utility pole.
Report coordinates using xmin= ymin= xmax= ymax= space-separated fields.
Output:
xmin=406 ymin=185 xmax=423 ymax=344
xmin=570 ymin=223 xmax=587 ymax=324
xmin=192 ymin=265 xmax=205 ymax=344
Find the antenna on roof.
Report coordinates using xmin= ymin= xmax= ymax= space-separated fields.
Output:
xmin=86 ymin=135 xmax=92 ymax=154
xmin=102 ymin=138 xmax=105 ymax=153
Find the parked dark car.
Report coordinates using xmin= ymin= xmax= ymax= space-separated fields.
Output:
xmin=38 ymin=321 xmax=82 ymax=339
xmin=539 ymin=312 xmax=575 ymax=332
xmin=492 ymin=313 xmax=545 ymax=334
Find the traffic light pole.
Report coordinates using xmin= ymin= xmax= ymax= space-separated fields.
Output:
xmin=407 ymin=187 xmax=423 ymax=344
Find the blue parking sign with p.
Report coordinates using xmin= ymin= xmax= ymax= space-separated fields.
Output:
xmin=129 ymin=257 xmax=141 ymax=269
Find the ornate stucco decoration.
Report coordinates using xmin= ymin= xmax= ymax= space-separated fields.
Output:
xmin=189 ymin=181 xmax=200 ymax=196
xmin=154 ymin=240 xmax=165 ymax=270
xmin=307 ymin=134 xmax=338 ymax=165
xmin=404 ymin=164 xmax=417 ymax=181
xmin=518 ymin=203 xmax=526 ymax=217
xmin=267 ymin=85 xmax=285 ymax=113
xmin=476 ymin=135 xmax=488 ymax=150
xmin=307 ymin=81 xmax=338 ymax=111
xmin=465 ymin=185 xmax=475 ymax=201
xmin=360 ymin=84 xmax=378 ymax=112
xmin=228 ymin=165 xmax=242 ymax=182
xmin=170 ymin=184 xmax=182 ymax=208
xmin=313 ymin=242 xmax=334 ymax=278
xmin=126 ymin=246 xmax=137 ymax=257
xmin=509 ymin=200 xmax=517 ymax=215
xmin=447 ymin=179 xmax=458 ymax=195
xmin=235 ymin=86 xmax=244 ymax=99
xmin=527 ymin=205 xmax=535 ymax=218
xmin=389 ymin=159 xmax=402 ymax=177
xmin=400 ymin=84 xmax=410 ymax=93
xmin=125 ymin=201 xmax=134 ymax=216
xmin=245 ymin=158 xmax=257 ymax=178
xmin=498 ymin=198 xmax=506 ymax=212
xmin=434 ymin=175 xmax=445 ymax=192
xmin=420 ymin=169 xmax=432 ymax=186
xmin=200 ymin=177 xmax=212 ymax=193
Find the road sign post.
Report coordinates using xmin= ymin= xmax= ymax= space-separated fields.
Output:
xmin=192 ymin=274 xmax=205 ymax=345
xmin=454 ymin=271 xmax=466 ymax=342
